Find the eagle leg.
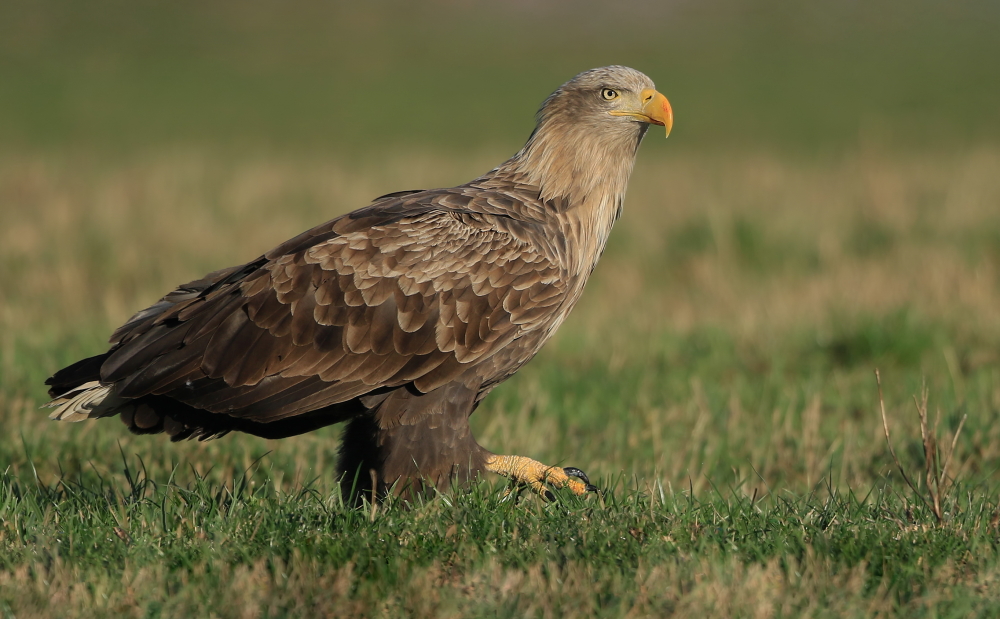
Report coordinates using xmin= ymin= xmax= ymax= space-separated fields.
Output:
xmin=484 ymin=454 xmax=598 ymax=499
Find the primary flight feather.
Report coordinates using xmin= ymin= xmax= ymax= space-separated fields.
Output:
xmin=45 ymin=66 xmax=672 ymax=500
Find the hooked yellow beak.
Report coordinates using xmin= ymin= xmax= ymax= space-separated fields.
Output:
xmin=641 ymin=89 xmax=672 ymax=137
xmin=609 ymin=88 xmax=673 ymax=137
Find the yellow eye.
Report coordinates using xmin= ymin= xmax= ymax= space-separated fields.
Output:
xmin=601 ymin=88 xmax=619 ymax=101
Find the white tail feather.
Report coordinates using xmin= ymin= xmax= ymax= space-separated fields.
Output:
xmin=44 ymin=381 xmax=120 ymax=422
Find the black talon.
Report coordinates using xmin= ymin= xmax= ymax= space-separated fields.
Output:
xmin=563 ymin=467 xmax=590 ymax=484
xmin=564 ymin=467 xmax=598 ymax=492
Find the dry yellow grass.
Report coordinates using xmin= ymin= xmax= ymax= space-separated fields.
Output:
xmin=5 ymin=147 xmax=1000 ymax=335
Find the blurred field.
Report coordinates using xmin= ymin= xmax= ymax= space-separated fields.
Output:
xmin=4 ymin=147 xmax=1000 ymax=615
xmin=3 ymin=144 xmax=1000 ymax=485
xmin=3 ymin=1 xmax=1000 ymax=617
xmin=2 ymin=0 xmax=1000 ymax=153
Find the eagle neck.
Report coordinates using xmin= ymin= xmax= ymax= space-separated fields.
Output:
xmin=497 ymin=119 xmax=646 ymax=275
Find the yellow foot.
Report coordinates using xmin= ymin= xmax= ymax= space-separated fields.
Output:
xmin=484 ymin=454 xmax=598 ymax=499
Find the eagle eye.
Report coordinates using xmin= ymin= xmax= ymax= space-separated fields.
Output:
xmin=600 ymin=88 xmax=619 ymax=101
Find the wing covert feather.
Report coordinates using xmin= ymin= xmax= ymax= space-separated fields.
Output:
xmin=100 ymin=188 xmax=569 ymax=422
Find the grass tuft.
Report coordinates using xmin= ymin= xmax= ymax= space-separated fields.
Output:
xmin=877 ymin=370 xmax=968 ymax=525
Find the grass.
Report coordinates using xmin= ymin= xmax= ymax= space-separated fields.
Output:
xmin=5 ymin=458 xmax=1000 ymax=617
xmin=4 ymin=1 xmax=1000 ymax=615
xmin=2 ymin=147 xmax=1000 ymax=616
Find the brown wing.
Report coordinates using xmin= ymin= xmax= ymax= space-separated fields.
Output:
xmin=96 ymin=188 xmax=567 ymax=425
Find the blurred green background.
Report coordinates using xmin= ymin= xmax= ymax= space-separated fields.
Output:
xmin=2 ymin=0 xmax=998 ymax=154
xmin=4 ymin=3 xmax=1000 ymax=614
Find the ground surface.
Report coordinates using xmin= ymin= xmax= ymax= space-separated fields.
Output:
xmin=4 ymin=149 xmax=1000 ymax=617
xmin=3 ymin=2 xmax=1000 ymax=617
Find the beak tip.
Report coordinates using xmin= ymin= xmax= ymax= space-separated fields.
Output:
xmin=663 ymin=100 xmax=673 ymax=138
